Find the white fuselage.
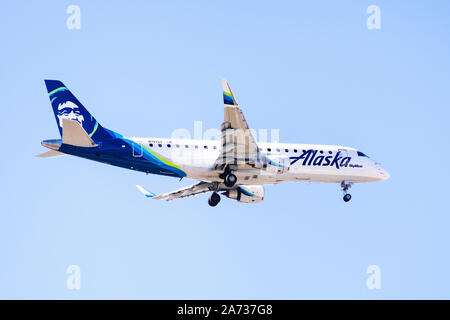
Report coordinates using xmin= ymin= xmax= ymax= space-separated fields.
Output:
xmin=128 ymin=137 xmax=390 ymax=185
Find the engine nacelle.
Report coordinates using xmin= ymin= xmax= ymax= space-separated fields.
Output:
xmin=224 ymin=185 xmax=264 ymax=203
xmin=263 ymin=156 xmax=290 ymax=174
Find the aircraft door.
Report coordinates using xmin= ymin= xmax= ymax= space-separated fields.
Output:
xmin=338 ymin=148 xmax=349 ymax=157
xmin=133 ymin=142 xmax=143 ymax=157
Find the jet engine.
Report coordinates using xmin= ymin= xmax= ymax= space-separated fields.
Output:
xmin=263 ymin=156 xmax=290 ymax=174
xmin=223 ymin=185 xmax=264 ymax=203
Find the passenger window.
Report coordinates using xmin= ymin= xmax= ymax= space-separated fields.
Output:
xmin=149 ymin=143 xmax=153 ymax=147
xmin=267 ymin=148 xmax=271 ymax=152
xmin=204 ymin=145 xmax=208 ymax=149
xmin=167 ymin=144 xmax=171 ymax=148
xmin=294 ymin=149 xmax=297 ymax=153
xmin=158 ymin=144 xmax=162 ymax=147
xmin=185 ymin=145 xmax=189 ymax=148
xmin=285 ymin=149 xmax=289 ymax=153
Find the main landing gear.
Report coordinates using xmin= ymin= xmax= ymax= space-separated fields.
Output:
xmin=341 ymin=181 xmax=353 ymax=202
xmin=209 ymin=167 xmax=237 ymax=206
xmin=219 ymin=167 xmax=237 ymax=188
xmin=208 ymin=192 xmax=221 ymax=207
xmin=224 ymin=173 xmax=237 ymax=187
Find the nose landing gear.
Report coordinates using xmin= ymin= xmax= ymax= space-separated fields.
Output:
xmin=343 ymin=193 xmax=352 ymax=202
xmin=341 ymin=181 xmax=353 ymax=202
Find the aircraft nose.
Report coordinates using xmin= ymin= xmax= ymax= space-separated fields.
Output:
xmin=376 ymin=165 xmax=390 ymax=180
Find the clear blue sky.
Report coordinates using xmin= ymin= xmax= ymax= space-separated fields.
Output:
xmin=1 ymin=0 xmax=449 ymax=299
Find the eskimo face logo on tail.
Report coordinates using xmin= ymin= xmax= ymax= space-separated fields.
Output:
xmin=57 ymin=101 xmax=84 ymax=128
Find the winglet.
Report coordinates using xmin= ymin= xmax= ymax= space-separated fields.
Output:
xmin=136 ymin=185 xmax=156 ymax=198
xmin=222 ymin=78 xmax=237 ymax=106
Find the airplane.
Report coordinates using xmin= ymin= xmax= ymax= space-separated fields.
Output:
xmin=38 ymin=79 xmax=389 ymax=206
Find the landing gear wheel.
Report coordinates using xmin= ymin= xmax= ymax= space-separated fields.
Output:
xmin=224 ymin=173 xmax=237 ymax=188
xmin=208 ymin=192 xmax=221 ymax=207
xmin=343 ymin=194 xmax=352 ymax=202
xmin=341 ymin=180 xmax=353 ymax=203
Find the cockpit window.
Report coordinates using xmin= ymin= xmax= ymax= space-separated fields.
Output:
xmin=357 ymin=151 xmax=369 ymax=157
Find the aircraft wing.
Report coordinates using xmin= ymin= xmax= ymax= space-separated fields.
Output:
xmin=214 ymin=79 xmax=261 ymax=171
xmin=136 ymin=182 xmax=215 ymax=201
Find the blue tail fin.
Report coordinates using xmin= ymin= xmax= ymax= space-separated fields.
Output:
xmin=45 ymin=80 xmax=113 ymax=141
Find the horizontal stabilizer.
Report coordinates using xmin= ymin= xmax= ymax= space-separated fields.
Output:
xmin=136 ymin=185 xmax=156 ymax=198
xmin=36 ymin=150 xmax=65 ymax=158
xmin=62 ymin=119 xmax=96 ymax=147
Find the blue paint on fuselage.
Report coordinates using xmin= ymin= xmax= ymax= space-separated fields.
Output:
xmin=58 ymin=139 xmax=182 ymax=178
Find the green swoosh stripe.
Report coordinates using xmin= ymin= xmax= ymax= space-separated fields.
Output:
xmin=141 ymin=144 xmax=183 ymax=171
xmin=48 ymin=87 xmax=68 ymax=96
xmin=88 ymin=121 xmax=99 ymax=137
